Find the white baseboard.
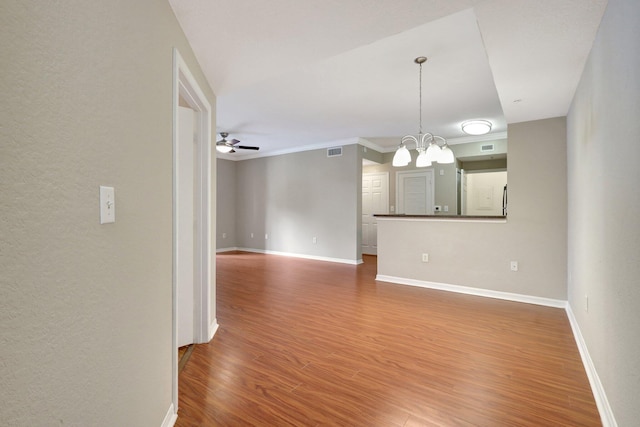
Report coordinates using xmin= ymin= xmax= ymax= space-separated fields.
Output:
xmin=375 ymin=275 xmax=566 ymax=308
xmin=565 ymin=305 xmax=617 ymax=427
xmin=227 ymin=247 xmax=362 ymax=265
xmin=216 ymin=246 xmax=239 ymax=253
xmin=161 ymin=403 xmax=177 ymax=427
xmin=208 ymin=320 xmax=219 ymax=342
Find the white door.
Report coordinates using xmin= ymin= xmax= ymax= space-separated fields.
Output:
xmin=177 ymin=106 xmax=195 ymax=348
xmin=362 ymin=172 xmax=389 ymax=255
xmin=397 ymin=170 xmax=434 ymax=214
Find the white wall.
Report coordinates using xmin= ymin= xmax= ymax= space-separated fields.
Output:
xmin=234 ymin=145 xmax=361 ymax=263
xmin=0 ymin=1 xmax=215 ymax=425
xmin=567 ymin=0 xmax=640 ymax=424
xmin=377 ymin=117 xmax=568 ymax=300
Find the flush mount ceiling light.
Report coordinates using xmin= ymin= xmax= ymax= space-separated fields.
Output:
xmin=461 ymin=120 xmax=492 ymax=135
xmin=392 ymin=57 xmax=454 ymax=168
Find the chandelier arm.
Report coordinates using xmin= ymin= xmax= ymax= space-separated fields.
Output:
xmin=402 ymin=135 xmax=418 ymax=147
xmin=432 ymin=135 xmax=447 ymax=147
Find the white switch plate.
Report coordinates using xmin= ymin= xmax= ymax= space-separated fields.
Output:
xmin=312 ymin=237 xmax=317 ymax=244
xmin=422 ymin=253 xmax=429 ymax=262
xmin=265 ymin=233 xmax=268 ymax=240
xmin=222 ymin=233 xmax=227 ymax=239
xmin=510 ymin=261 xmax=518 ymax=271
xmin=99 ymin=186 xmax=115 ymax=224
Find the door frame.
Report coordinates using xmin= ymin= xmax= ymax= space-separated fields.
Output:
xmin=171 ymin=48 xmax=216 ymax=416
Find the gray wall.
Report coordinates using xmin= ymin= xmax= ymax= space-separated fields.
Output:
xmin=0 ymin=1 xmax=215 ymax=425
xmin=377 ymin=118 xmax=567 ymax=300
xmin=567 ymin=0 xmax=640 ymax=424
xmin=234 ymin=145 xmax=361 ymax=262
xmin=216 ymin=159 xmax=237 ymax=249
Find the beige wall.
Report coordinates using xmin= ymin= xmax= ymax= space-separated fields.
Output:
xmin=377 ymin=118 xmax=567 ymax=300
xmin=567 ymin=0 xmax=640 ymax=424
xmin=0 ymin=1 xmax=215 ymax=425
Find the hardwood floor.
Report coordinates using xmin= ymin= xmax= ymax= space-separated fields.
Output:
xmin=176 ymin=251 xmax=600 ymax=426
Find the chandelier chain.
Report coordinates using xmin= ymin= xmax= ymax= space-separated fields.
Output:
xmin=419 ymin=61 xmax=423 ymax=135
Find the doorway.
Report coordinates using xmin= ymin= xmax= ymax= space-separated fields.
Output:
xmin=171 ymin=48 xmax=216 ymax=419
xmin=362 ymin=172 xmax=389 ymax=255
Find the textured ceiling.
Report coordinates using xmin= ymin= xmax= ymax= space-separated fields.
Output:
xmin=168 ymin=0 xmax=608 ymax=158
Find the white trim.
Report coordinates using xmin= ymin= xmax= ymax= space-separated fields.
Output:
xmin=446 ymin=132 xmax=508 ymax=146
xmin=172 ymin=47 xmax=214 ymax=416
xmin=565 ymin=305 xmax=617 ymax=427
xmin=208 ymin=320 xmax=220 ymax=342
xmin=216 ymin=246 xmax=239 ymax=253
xmin=375 ymin=275 xmax=567 ymax=308
xmin=160 ymin=403 xmax=177 ymax=427
xmin=218 ymin=137 xmax=361 ymax=161
xmin=233 ymin=247 xmax=362 ymax=265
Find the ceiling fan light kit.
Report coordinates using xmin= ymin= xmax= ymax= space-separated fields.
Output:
xmin=216 ymin=132 xmax=259 ymax=153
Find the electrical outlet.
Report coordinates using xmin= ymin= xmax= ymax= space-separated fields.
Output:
xmin=312 ymin=237 xmax=317 ymax=244
xmin=250 ymin=232 xmax=254 ymax=238
xmin=222 ymin=232 xmax=227 ymax=239
xmin=422 ymin=253 xmax=429 ymax=263
xmin=265 ymin=233 xmax=268 ymax=240
xmin=510 ymin=261 xmax=518 ymax=271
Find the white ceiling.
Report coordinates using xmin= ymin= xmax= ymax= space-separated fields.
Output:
xmin=168 ymin=0 xmax=608 ymax=158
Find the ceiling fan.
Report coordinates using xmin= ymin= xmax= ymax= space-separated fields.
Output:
xmin=216 ymin=132 xmax=259 ymax=153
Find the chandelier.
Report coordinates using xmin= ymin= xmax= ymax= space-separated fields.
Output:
xmin=392 ymin=57 xmax=455 ymax=167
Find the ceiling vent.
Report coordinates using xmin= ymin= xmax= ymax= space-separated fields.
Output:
xmin=480 ymin=144 xmax=495 ymax=152
xmin=327 ymin=147 xmax=343 ymax=157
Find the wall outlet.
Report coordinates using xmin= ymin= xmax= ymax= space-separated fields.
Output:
xmin=444 ymin=205 xmax=449 ymax=212
xmin=510 ymin=261 xmax=519 ymax=271
xmin=312 ymin=237 xmax=317 ymax=244
xmin=265 ymin=233 xmax=268 ymax=240
xmin=422 ymin=253 xmax=429 ymax=263
xmin=222 ymin=232 xmax=227 ymax=239
xmin=250 ymin=232 xmax=254 ymax=238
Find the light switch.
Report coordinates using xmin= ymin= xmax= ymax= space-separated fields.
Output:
xmin=100 ymin=186 xmax=115 ymax=224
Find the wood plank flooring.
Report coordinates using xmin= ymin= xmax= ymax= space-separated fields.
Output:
xmin=176 ymin=251 xmax=600 ymax=426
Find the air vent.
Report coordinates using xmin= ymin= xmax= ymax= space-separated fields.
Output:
xmin=480 ymin=144 xmax=495 ymax=152
xmin=327 ymin=147 xmax=343 ymax=157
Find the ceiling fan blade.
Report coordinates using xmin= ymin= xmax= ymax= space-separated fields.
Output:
xmin=236 ymin=145 xmax=260 ymax=150
xmin=230 ymin=139 xmax=241 ymax=145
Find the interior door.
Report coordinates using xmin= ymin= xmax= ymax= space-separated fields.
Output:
xmin=396 ymin=170 xmax=434 ymax=214
xmin=362 ymin=172 xmax=389 ymax=255
xmin=177 ymin=106 xmax=195 ymax=348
